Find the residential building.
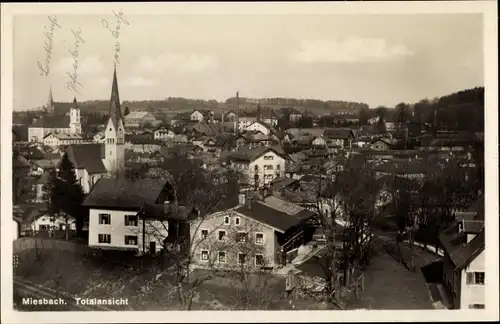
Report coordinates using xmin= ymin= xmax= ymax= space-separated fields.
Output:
xmin=440 ymin=197 xmax=485 ymax=309
xmin=225 ymin=110 xmax=237 ymax=122
xmin=43 ymin=133 xmax=84 ymax=151
xmin=123 ymin=111 xmax=157 ymax=128
xmin=153 ymin=125 xmax=175 ymax=141
xmin=311 ymin=136 xmax=327 ymax=148
xmin=83 ymin=177 xmax=191 ymax=254
xmin=238 ymin=117 xmax=258 ymax=131
xmin=190 ymin=194 xmax=316 ymax=269
xmin=370 ymin=138 xmax=392 ymax=151
xmin=323 ymin=128 xmax=355 ymax=150
xmin=93 ymin=132 xmax=105 ymax=143
xmin=28 ymin=96 xmax=82 ymax=143
xmin=30 ymin=214 xmax=76 ymax=232
xmin=236 ymin=132 xmax=273 ymax=149
xmin=124 ymin=135 xmax=163 ymax=153
xmin=244 ymin=121 xmax=272 ymax=135
xmin=225 ymin=146 xmax=286 ymax=188
xmin=190 ymin=110 xmax=207 ymax=122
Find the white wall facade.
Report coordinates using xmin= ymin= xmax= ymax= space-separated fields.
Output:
xmin=247 ymin=150 xmax=286 ymax=187
xmin=190 ymin=111 xmax=204 ymax=122
xmin=460 ymin=250 xmax=485 ymax=309
xmin=244 ymin=122 xmax=270 ymax=135
xmin=88 ymin=208 xmax=140 ymax=250
xmin=104 ymin=118 xmax=125 ymax=172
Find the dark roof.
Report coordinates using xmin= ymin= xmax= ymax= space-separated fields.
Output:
xmin=227 ymin=145 xmax=286 ymax=162
xmin=66 ymin=144 xmax=107 ymax=174
xmin=17 ymin=146 xmax=46 ymax=160
xmin=125 ymin=134 xmax=162 ymax=145
xmin=373 ymin=159 xmax=431 ymax=175
xmin=440 ymin=225 xmax=485 ymax=270
xmin=234 ymin=196 xmax=315 ymax=233
xmin=31 ymin=115 xmax=70 ymax=128
xmin=83 ymin=178 xmax=169 ymax=209
xmin=13 ymin=154 xmax=31 ymax=169
xmin=52 ymin=102 xmax=74 ymax=116
xmin=270 ymin=177 xmax=299 ymax=191
xmin=12 ymin=125 xmax=29 ymax=141
xmin=462 ymin=220 xmax=484 ymax=234
xmin=324 ymin=128 xmax=354 ymax=139
xmin=33 ymin=158 xmax=60 ymax=170
xmin=139 ymin=203 xmax=197 ymax=221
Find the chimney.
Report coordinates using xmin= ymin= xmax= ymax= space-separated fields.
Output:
xmin=246 ymin=196 xmax=253 ymax=210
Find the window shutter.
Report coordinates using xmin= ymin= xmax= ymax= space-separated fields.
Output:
xmin=466 ymin=272 xmax=474 ymax=284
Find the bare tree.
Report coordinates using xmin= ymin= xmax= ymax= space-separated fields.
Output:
xmin=121 ymin=152 xmax=242 ymax=310
xmin=312 ymin=154 xmax=376 ymax=308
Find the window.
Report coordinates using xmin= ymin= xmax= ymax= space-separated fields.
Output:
xmin=468 ymin=304 xmax=485 ymax=309
xmin=276 ymin=164 xmax=281 ymax=170
xmin=201 ymin=250 xmax=209 ymax=261
xmin=125 ymin=215 xmax=138 ymax=226
xmin=218 ymin=251 xmax=226 ymax=263
xmin=265 ymin=165 xmax=274 ymax=170
xmin=255 ymin=233 xmax=264 ymax=245
xmin=466 ymin=272 xmax=485 ymax=285
xmin=235 ymin=217 xmax=240 ymax=226
xmin=201 ymin=229 xmax=208 ymax=240
xmin=124 ymin=235 xmax=138 ymax=245
xmin=99 ymin=213 xmax=111 ymax=225
xmin=237 ymin=231 xmax=248 ymax=243
xmin=218 ymin=230 xmax=226 ymax=241
xmin=238 ymin=253 xmax=246 ymax=265
xmin=263 ymin=155 xmax=274 ymax=160
xmin=255 ymin=254 xmax=264 ymax=266
xmin=98 ymin=234 xmax=111 ymax=244
xmin=474 ymin=272 xmax=485 ymax=284
xmin=224 ymin=216 xmax=230 ymax=225
xmin=254 ymin=165 xmax=259 ymax=172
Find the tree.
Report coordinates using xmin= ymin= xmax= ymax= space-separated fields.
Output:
xmin=43 ymin=168 xmax=61 ymax=235
xmin=358 ymin=106 xmax=370 ymax=126
xmin=419 ymin=158 xmax=479 ymax=252
xmin=123 ymin=153 xmax=244 ymax=310
xmin=56 ymin=153 xmax=85 ymax=239
xmin=124 ymin=106 xmax=130 ymax=116
xmin=375 ymin=106 xmax=387 ymax=134
xmin=313 ymin=154 xmax=376 ymax=308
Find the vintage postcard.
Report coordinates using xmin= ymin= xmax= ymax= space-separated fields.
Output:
xmin=1 ymin=1 xmax=498 ymax=323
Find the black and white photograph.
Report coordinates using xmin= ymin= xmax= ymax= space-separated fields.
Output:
xmin=1 ymin=1 xmax=498 ymax=323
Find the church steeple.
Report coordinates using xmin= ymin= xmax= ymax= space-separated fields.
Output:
xmin=104 ymin=64 xmax=125 ymax=173
xmin=46 ymin=85 xmax=54 ymax=112
xmin=109 ymin=64 xmax=122 ymax=126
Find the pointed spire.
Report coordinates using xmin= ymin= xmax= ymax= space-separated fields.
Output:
xmin=47 ymin=84 xmax=54 ymax=108
xmin=109 ymin=65 xmax=122 ymax=126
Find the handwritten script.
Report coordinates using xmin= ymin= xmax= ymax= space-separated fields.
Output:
xmin=101 ymin=9 xmax=130 ymax=64
xmin=65 ymin=29 xmax=85 ymax=94
xmin=37 ymin=16 xmax=62 ymax=76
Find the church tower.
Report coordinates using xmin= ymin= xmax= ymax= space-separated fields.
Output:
xmin=69 ymin=97 xmax=82 ymax=135
xmin=46 ymin=85 xmax=55 ymax=113
xmin=103 ymin=65 xmax=125 ymax=173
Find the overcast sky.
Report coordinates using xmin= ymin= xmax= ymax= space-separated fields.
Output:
xmin=13 ymin=13 xmax=483 ymax=110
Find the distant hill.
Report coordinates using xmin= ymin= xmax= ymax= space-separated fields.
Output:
xmin=26 ymin=97 xmax=368 ymax=116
